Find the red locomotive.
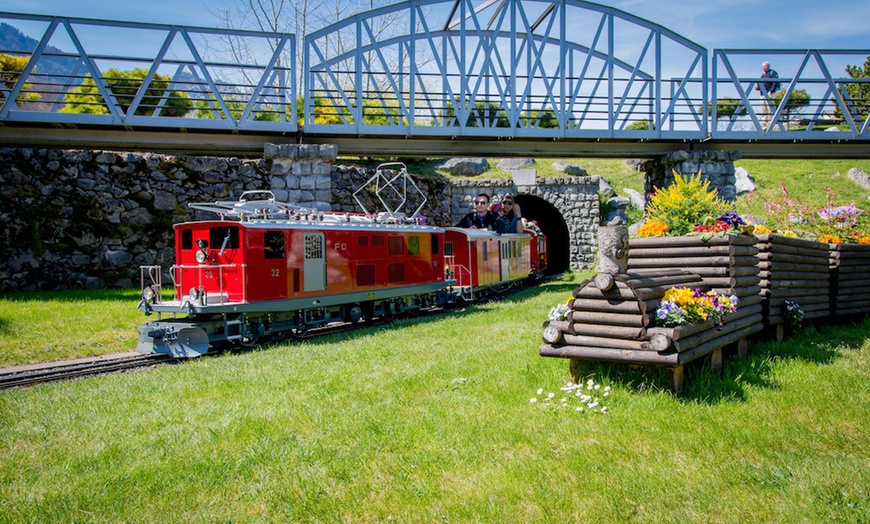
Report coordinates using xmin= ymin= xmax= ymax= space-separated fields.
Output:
xmin=137 ymin=164 xmax=547 ymax=357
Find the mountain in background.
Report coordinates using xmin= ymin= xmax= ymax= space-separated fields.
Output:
xmin=0 ymin=22 xmax=76 ymax=78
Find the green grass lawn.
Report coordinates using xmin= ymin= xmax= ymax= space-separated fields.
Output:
xmin=0 ymin=289 xmax=142 ymax=367
xmin=1 ymin=274 xmax=868 ymax=522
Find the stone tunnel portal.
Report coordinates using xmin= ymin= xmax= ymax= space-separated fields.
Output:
xmin=515 ymin=194 xmax=570 ymax=275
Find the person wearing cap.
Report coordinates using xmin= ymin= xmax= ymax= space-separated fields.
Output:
xmin=455 ymin=193 xmax=497 ymax=229
xmin=495 ymin=194 xmax=523 ymax=234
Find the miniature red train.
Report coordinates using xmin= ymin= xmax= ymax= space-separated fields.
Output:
xmin=137 ymin=165 xmax=547 ymax=357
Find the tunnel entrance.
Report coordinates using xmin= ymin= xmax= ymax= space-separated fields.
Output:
xmin=515 ymin=194 xmax=571 ymax=275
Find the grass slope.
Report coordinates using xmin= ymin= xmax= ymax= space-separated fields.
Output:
xmin=1 ymin=274 xmax=868 ymax=522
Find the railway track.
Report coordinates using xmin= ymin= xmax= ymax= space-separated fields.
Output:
xmin=0 ymin=354 xmax=174 ymax=390
xmin=1 ymin=276 xmax=554 ymax=390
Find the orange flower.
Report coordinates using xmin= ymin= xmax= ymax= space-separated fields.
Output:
xmin=818 ymin=234 xmax=842 ymax=244
xmin=636 ymin=220 xmax=669 ymax=237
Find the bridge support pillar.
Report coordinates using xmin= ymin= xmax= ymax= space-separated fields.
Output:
xmin=264 ymin=143 xmax=338 ymax=211
xmin=643 ymin=150 xmax=742 ymax=202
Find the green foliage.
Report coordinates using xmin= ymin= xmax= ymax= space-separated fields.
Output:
xmin=625 ymin=120 xmax=651 ymax=130
xmin=645 ymin=172 xmax=731 ymax=235
xmin=706 ymin=97 xmax=748 ymax=118
xmin=834 ymin=55 xmax=870 ymax=123
xmin=770 ymin=88 xmax=811 ymax=120
xmin=60 ymin=67 xmax=193 ymax=116
xmin=194 ymin=96 xmax=280 ymax=122
xmin=0 ymin=53 xmax=40 ymax=103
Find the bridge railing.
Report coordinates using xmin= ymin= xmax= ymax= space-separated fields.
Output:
xmin=304 ymin=0 xmax=709 ymax=140
xmin=0 ymin=13 xmax=296 ymax=132
xmin=712 ymin=49 xmax=870 ymax=140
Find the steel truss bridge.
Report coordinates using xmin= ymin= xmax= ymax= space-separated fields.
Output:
xmin=1 ymin=1 xmax=868 ymax=158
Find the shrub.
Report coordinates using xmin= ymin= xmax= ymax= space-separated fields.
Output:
xmin=644 ymin=172 xmax=731 ymax=236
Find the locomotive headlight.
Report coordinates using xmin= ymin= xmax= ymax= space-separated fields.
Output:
xmin=189 ymin=287 xmax=201 ymax=302
xmin=142 ymin=285 xmax=157 ymax=303
xmin=195 ymin=249 xmax=208 ymax=263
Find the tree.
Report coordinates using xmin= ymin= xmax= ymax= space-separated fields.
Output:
xmin=705 ymin=98 xmax=748 ymax=118
xmin=770 ymin=88 xmax=810 ymax=122
xmin=60 ymin=68 xmax=193 ymax=117
xmin=0 ymin=53 xmax=41 ymax=104
xmin=834 ymin=55 xmax=870 ymax=124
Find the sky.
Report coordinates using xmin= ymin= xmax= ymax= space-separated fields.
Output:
xmin=3 ymin=0 xmax=869 ymax=51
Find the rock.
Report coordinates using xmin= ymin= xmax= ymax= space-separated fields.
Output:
xmin=497 ymin=158 xmax=535 ymax=170
xmin=105 ymin=250 xmax=133 ymax=266
xmin=604 ymin=209 xmax=629 ymax=226
xmin=598 ymin=177 xmax=615 ymax=198
xmin=848 ymin=168 xmax=870 ymax=190
xmin=607 ymin=196 xmax=631 ymax=210
xmin=153 ymin=190 xmax=177 ymax=211
xmin=436 ymin=158 xmax=489 ymax=176
xmin=552 ymin=160 xmax=588 ymax=176
xmin=623 ymin=188 xmax=645 ymax=209
xmin=735 ymin=167 xmax=757 ymax=195
xmin=85 ymin=276 xmax=105 ymax=289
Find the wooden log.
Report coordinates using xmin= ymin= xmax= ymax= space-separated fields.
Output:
xmin=804 ymin=309 xmax=831 ymax=320
xmin=756 ymin=252 xmax=830 ymax=265
xmin=700 ymin=275 xmax=762 ymax=288
xmin=571 ymin=297 xmax=643 ymax=314
xmin=628 ymin=255 xmax=733 ymax=268
xmin=762 ymin=279 xmax=830 ymax=289
xmin=711 ymin=347 xmax=723 ymax=371
xmin=646 ymin=303 xmax=762 ymax=343
xmin=571 ymin=310 xmax=651 ymax=327
xmin=728 ymin=286 xmax=763 ymax=298
xmin=571 ymin=323 xmax=644 ymax=340
xmin=834 ymin=265 xmax=870 ymax=275
xmin=769 ymin=295 xmax=829 ymax=306
xmin=620 ymin=273 xmax=709 ymax=288
xmin=834 ymin=305 xmax=870 ymax=316
xmin=756 ymin=234 xmax=830 ymax=251
xmin=670 ymin=313 xmax=762 ymax=353
xmin=650 ymin=332 xmax=672 ymax=351
xmin=542 ymin=324 xmax=564 ymax=344
xmin=592 ymin=273 xmax=615 ymax=291
xmin=767 ymin=243 xmax=830 ymax=258
xmin=546 ymin=320 xmax=571 ymax=334
xmin=672 ymin=322 xmax=764 ymax=366
xmin=630 ymin=234 xmax=758 ymax=248
xmin=539 ymin=343 xmax=678 ymax=366
xmin=761 ymin=287 xmax=828 ymax=298
xmin=758 ymin=270 xmax=830 ymax=281
xmin=830 ymin=243 xmax=870 ymax=253
xmin=573 ymin=283 xmax=637 ymax=300
xmin=628 ymin=244 xmax=759 ymax=258
xmin=562 ymin=334 xmax=652 ymax=351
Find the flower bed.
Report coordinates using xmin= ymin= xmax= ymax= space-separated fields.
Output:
xmin=540 ymin=270 xmax=763 ymax=392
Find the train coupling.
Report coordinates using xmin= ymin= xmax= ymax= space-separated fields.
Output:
xmin=136 ymin=322 xmax=209 ymax=358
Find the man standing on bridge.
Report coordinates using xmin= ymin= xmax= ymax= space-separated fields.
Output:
xmin=755 ymin=61 xmax=780 ymax=129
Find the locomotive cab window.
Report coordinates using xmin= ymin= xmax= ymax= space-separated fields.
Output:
xmin=358 ymin=235 xmax=369 ymax=246
xmin=210 ymin=226 xmax=239 ymax=251
xmin=431 ymin=234 xmax=439 ymax=254
xmin=264 ymin=231 xmax=285 ymax=259
xmin=181 ymin=229 xmax=193 ymax=250
xmin=444 ymin=242 xmax=454 ymax=256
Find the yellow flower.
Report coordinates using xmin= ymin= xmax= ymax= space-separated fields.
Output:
xmin=753 ymin=224 xmax=771 ymax=234
xmin=859 ymin=236 xmax=870 ymax=244
xmin=818 ymin=234 xmax=842 ymax=244
xmin=782 ymin=230 xmax=798 ymax=238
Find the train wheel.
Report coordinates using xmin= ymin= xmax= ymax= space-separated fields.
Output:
xmin=292 ymin=326 xmax=308 ymax=340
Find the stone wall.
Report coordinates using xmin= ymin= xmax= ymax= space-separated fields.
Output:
xmin=643 ymin=150 xmax=742 ymax=202
xmin=0 ymin=145 xmax=454 ymax=291
xmin=0 ymin=148 xmax=272 ymax=291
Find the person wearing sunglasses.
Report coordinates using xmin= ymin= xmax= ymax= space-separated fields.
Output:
xmin=455 ymin=193 xmax=497 ymax=229
xmin=495 ymin=194 xmax=523 ymax=234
